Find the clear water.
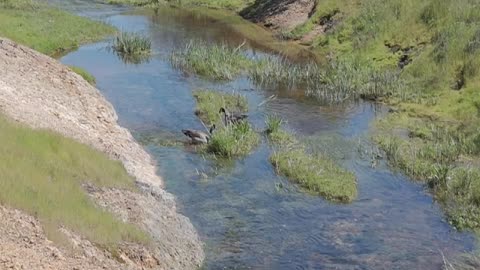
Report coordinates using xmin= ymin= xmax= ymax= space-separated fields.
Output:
xmin=58 ymin=2 xmax=475 ymax=269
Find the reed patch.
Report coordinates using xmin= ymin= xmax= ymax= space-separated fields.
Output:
xmin=170 ymin=40 xmax=253 ymax=80
xmin=111 ymin=31 xmax=152 ymax=64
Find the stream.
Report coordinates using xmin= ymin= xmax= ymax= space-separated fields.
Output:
xmin=55 ymin=1 xmax=475 ymax=269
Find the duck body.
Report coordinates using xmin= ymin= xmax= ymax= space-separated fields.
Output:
xmin=182 ymin=125 xmax=215 ymax=144
xmin=219 ymin=107 xmax=248 ymax=125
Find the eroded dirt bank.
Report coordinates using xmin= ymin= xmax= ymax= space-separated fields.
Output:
xmin=241 ymin=0 xmax=316 ymax=31
xmin=0 ymin=37 xmax=204 ymax=269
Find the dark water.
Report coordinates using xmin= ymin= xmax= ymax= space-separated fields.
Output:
xmin=58 ymin=2 xmax=475 ymax=269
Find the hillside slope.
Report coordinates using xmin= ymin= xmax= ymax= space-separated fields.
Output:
xmin=0 ymin=37 xmax=204 ymax=269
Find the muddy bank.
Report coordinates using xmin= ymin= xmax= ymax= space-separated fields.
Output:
xmin=0 ymin=37 xmax=204 ymax=269
xmin=240 ymin=0 xmax=316 ymax=31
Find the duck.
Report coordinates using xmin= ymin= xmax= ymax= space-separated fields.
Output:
xmin=182 ymin=124 xmax=216 ymax=144
xmin=219 ymin=107 xmax=248 ymax=125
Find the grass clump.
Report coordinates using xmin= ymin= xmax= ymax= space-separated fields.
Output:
xmin=266 ymin=115 xmax=357 ymax=202
xmin=0 ymin=115 xmax=149 ymax=250
xmin=170 ymin=40 xmax=252 ymax=80
xmin=69 ymin=66 xmax=96 ymax=85
xmin=193 ymin=89 xmax=248 ymax=125
xmin=270 ymin=149 xmax=357 ymax=202
xmin=207 ymin=121 xmax=259 ymax=157
xmin=0 ymin=0 xmax=114 ymax=56
xmin=111 ymin=31 xmax=152 ymax=64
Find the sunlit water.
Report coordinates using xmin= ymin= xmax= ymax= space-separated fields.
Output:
xmin=56 ymin=1 xmax=475 ymax=269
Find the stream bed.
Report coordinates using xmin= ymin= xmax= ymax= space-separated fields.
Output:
xmin=56 ymin=1 xmax=475 ymax=269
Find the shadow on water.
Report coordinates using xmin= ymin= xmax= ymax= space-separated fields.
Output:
xmin=59 ymin=1 xmax=475 ymax=269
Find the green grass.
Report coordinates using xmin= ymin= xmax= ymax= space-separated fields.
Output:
xmin=444 ymin=253 xmax=480 ymax=270
xmin=169 ymin=0 xmax=253 ymax=11
xmin=0 ymin=115 xmax=149 ymax=250
xmin=375 ymin=114 xmax=480 ymax=230
xmin=191 ymin=89 xmax=258 ymax=157
xmin=0 ymin=0 xmax=115 ymax=56
xmin=266 ymin=116 xmax=357 ymax=202
xmin=106 ymin=0 xmax=252 ymax=11
xmin=111 ymin=31 xmax=152 ymax=64
xmin=207 ymin=121 xmax=260 ymax=157
xmin=69 ymin=66 xmax=96 ymax=85
xmin=170 ymin=40 xmax=253 ymax=80
xmin=270 ymin=148 xmax=357 ymax=202
xmin=193 ymin=89 xmax=248 ymax=125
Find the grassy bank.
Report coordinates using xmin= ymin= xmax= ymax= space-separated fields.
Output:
xmin=0 ymin=0 xmax=115 ymax=56
xmin=107 ymin=0 xmax=253 ymax=11
xmin=266 ymin=116 xmax=357 ymax=202
xmin=69 ymin=66 xmax=96 ymax=85
xmin=0 ymin=115 xmax=148 ymax=250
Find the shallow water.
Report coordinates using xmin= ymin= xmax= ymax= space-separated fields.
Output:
xmin=58 ymin=1 xmax=475 ymax=269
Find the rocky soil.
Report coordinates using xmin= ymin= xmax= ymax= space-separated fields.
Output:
xmin=241 ymin=0 xmax=316 ymax=31
xmin=0 ymin=37 xmax=204 ymax=269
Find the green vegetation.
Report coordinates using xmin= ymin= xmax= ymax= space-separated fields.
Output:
xmin=111 ymin=31 xmax=152 ymax=64
xmin=376 ymin=115 xmax=480 ymax=229
xmin=170 ymin=40 xmax=252 ymax=80
xmin=207 ymin=121 xmax=259 ymax=157
xmin=106 ymin=0 xmax=252 ymax=11
xmin=266 ymin=116 xmax=357 ymax=202
xmin=0 ymin=0 xmax=114 ymax=56
xmin=270 ymin=149 xmax=357 ymax=202
xmin=444 ymin=253 xmax=480 ymax=270
xmin=69 ymin=66 xmax=96 ymax=85
xmin=191 ymin=89 xmax=258 ymax=157
xmin=0 ymin=115 xmax=148 ymax=250
xmin=193 ymin=89 xmax=248 ymax=125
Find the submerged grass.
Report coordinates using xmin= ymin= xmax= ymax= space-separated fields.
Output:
xmin=69 ymin=66 xmax=96 ymax=85
xmin=170 ymin=40 xmax=253 ymax=80
xmin=193 ymin=89 xmax=248 ymax=125
xmin=266 ymin=116 xmax=357 ymax=202
xmin=0 ymin=0 xmax=114 ymax=56
xmin=375 ymin=114 xmax=480 ymax=230
xmin=0 ymin=115 xmax=149 ymax=250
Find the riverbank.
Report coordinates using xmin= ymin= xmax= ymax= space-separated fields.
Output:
xmin=0 ymin=35 xmax=204 ymax=270
xmin=0 ymin=1 xmax=204 ymax=268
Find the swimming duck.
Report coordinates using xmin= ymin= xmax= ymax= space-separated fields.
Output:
xmin=182 ymin=125 xmax=216 ymax=144
xmin=219 ymin=107 xmax=248 ymax=125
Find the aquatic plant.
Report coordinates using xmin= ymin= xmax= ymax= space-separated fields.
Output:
xmin=193 ymin=89 xmax=248 ymax=125
xmin=444 ymin=253 xmax=480 ymax=270
xmin=207 ymin=121 xmax=260 ymax=158
xmin=111 ymin=31 xmax=151 ymax=63
xmin=265 ymin=115 xmax=357 ymax=202
xmin=170 ymin=40 xmax=252 ymax=80
xmin=270 ymin=148 xmax=357 ymax=202
xmin=0 ymin=115 xmax=149 ymax=250
xmin=265 ymin=114 xmax=283 ymax=134
xmin=375 ymin=115 xmax=480 ymax=229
